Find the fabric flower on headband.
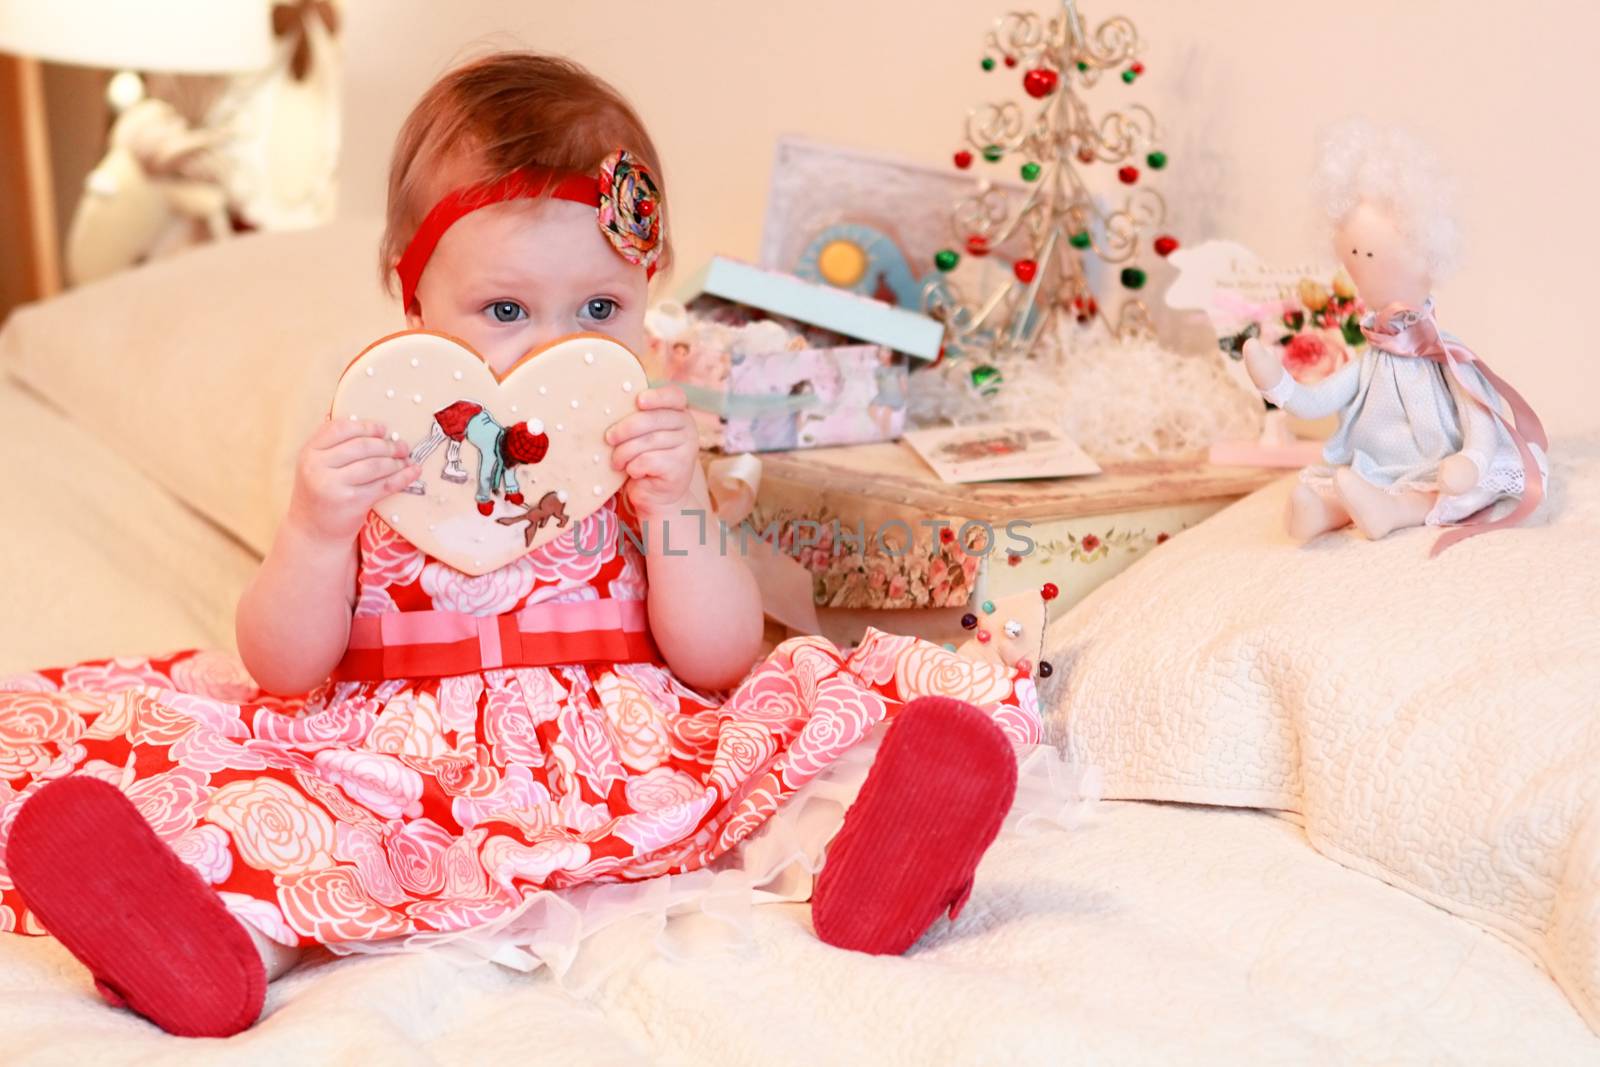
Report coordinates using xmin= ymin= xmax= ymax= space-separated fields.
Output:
xmin=597 ymin=149 xmax=663 ymax=271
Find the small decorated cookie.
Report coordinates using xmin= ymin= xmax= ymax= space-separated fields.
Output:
xmin=331 ymin=330 xmax=648 ymax=576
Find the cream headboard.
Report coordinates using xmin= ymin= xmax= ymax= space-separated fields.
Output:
xmin=336 ymin=0 xmax=1600 ymax=436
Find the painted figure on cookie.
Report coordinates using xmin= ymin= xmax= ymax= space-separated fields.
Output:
xmin=1243 ymin=119 xmax=1549 ymax=556
xmin=406 ymin=398 xmax=550 ymax=512
xmin=0 ymin=52 xmax=1057 ymax=1040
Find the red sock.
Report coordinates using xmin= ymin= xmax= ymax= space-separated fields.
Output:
xmin=9 ymin=777 xmax=267 ymax=1038
xmin=811 ymin=695 xmax=1018 ymax=956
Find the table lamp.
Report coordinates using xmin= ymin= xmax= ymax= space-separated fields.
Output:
xmin=0 ymin=0 xmax=274 ymax=295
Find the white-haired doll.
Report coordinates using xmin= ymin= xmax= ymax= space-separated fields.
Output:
xmin=1243 ymin=120 xmax=1548 ymax=555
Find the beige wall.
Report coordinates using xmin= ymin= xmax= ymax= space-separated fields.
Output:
xmin=342 ymin=0 xmax=1600 ymax=434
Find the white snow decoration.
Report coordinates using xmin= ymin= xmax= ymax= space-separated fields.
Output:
xmin=365 ymin=367 xmax=375 ymax=377
xmin=556 ymin=423 xmax=564 ymax=432
xmin=908 ymin=321 xmax=1263 ymax=461
xmin=453 ymin=370 xmax=463 ymax=381
xmin=592 ymin=485 xmax=603 ymax=495
xmin=385 ymin=389 xmax=395 ymax=399
xmin=529 ymin=419 xmax=544 ymax=434
xmin=411 ymin=393 xmax=422 ymax=404
xmin=538 ymin=386 xmax=548 ymax=395
xmin=557 ymin=489 xmax=568 ymax=502
xmin=584 ymin=352 xmax=595 ymax=365
xmin=621 ymin=381 xmax=634 ymax=393
xmin=389 ymin=431 xmax=401 ymax=442
xmin=570 ymin=399 xmax=580 ymax=409
xmin=409 ymin=357 xmax=420 ymax=368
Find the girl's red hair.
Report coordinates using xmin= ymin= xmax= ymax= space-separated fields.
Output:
xmin=380 ymin=52 xmax=670 ymax=292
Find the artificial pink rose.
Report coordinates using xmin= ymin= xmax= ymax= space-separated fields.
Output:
xmin=171 ymin=824 xmax=234 ymax=884
xmin=333 ymin=822 xmax=408 ymax=907
xmin=481 ymin=835 xmax=593 ymax=892
xmin=0 ymin=692 xmax=85 ymax=780
xmin=168 ymin=651 xmax=259 ymax=702
xmin=887 ymin=574 xmax=909 ymax=602
xmin=1282 ymin=329 xmax=1349 ymax=384
xmin=253 ymin=698 xmax=378 ymax=748
xmin=779 ymin=679 xmax=885 ymax=787
xmin=450 ymin=764 xmax=554 ymax=835
xmin=60 ymin=657 xmax=173 ymax=694
xmin=893 ymin=642 xmax=1012 ymax=706
xmin=359 ymin=513 xmax=426 ymax=590
xmin=386 ymin=817 xmax=453 ymax=896
xmin=312 ymin=749 xmax=425 ymax=820
xmin=0 ymin=672 xmax=56 ymax=693
xmin=614 ymin=783 xmax=716 ymax=853
xmin=708 ymin=721 xmax=779 ymax=797
xmin=420 ymin=558 xmax=535 ymax=616
xmin=555 ymin=697 xmax=626 ymax=794
xmin=623 ymin=766 xmax=705 ymax=812
xmin=482 ymin=681 xmax=546 ymax=768
xmin=276 ymin=865 xmax=410 ymax=943
xmin=721 ymin=661 xmax=808 ymax=728
xmin=207 ymin=778 xmax=336 ymax=877
xmin=525 ymin=505 xmax=614 ymax=584
xmin=595 ymin=673 xmax=670 ymax=772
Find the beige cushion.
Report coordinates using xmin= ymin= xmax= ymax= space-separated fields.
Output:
xmin=0 ymin=219 xmax=400 ymax=555
xmin=1040 ymin=439 xmax=1600 ymax=1031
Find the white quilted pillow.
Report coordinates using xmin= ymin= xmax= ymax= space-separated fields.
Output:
xmin=1039 ymin=436 xmax=1600 ymax=1032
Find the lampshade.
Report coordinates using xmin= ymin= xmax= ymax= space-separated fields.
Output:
xmin=0 ymin=0 xmax=274 ymax=73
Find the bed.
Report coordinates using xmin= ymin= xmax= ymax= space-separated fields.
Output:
xmin=2 ymin=215 xmax=1598 ymax=1063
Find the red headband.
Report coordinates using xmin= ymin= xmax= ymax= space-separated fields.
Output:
xmin=396 ymin=148 xmax=662 ymax=314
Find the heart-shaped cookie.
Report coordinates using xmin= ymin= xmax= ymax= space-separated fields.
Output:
xmin=331 ymin=330 xmax=647 ymax=576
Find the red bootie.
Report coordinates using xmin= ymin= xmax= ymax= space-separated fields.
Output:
xmin=811 ymin=696 xmax=1018 ymax=955
xmin=9 ymin=777 xmax=267 ymax=1038
xmin=505 ymin=491 xmax=525 ymax=506
xmin=476 ymin=500 xmax=494 ymax=516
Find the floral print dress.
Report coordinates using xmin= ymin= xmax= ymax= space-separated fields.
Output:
xmin=0 ymin=496 xmax=1040 ymax=951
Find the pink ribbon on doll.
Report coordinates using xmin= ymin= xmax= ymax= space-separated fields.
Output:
xmin=1361 ymin=303 xmax=1548 ymax=557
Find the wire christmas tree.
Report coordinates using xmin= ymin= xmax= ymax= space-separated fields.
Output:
xmin=920 ymin=0 xmax=1179 ymax=388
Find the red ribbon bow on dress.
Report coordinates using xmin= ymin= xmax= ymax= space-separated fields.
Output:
xmin=1361 ymin=303 xmax=1548 ymax=557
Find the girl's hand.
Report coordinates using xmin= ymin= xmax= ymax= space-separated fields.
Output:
xmin=606 ymin=385 xmax=700 ymax=517
xmin=287 ymin=417 xmax=418 ymax=543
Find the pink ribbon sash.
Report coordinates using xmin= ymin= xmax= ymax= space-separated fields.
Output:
xmin=335 ymin=597 xmax=658 ymax=681
xmin=1362 ymin=303 xmax=1548 ymax=556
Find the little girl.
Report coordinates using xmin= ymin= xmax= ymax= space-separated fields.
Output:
xmin=0 ymin=54 xmax=1045 ymax=1037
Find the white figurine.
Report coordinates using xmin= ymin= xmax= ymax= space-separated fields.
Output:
xmin=1243 ymin=120 xmax=1548 ymax=554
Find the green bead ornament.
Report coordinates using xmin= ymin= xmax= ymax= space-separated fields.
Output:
xmin=1120 ymin=266 xmax=1147 ymax=290
xmin=1075 ymin=60 xmax=1088 ymax=72
xmin=1121 ymin=69 xmax=1136 ymax=84
xmin=1020 ymin=162 xmax=1041 ymax=182
xmin=1069 ymin=231 xmax=1091 ymax=250
xmin=1146 ymin=150 xmax=1168 ymax=169
xmin=970 ymin=364 xmax=1002 ymax=390
xmin=934 ymin=249 xmax=959 ymax=272
xmin=981 ymin=56 xmax=996 ymax=71
xmin=981 ymin=599 xmax=996 ymax=614
xmin=981 ymin=144 xmax=1003 ymax=163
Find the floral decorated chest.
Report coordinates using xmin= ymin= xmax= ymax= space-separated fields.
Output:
xmin=746 ymin=442 xmax=1281 ymax=631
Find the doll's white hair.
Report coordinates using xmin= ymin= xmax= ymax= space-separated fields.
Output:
xmin=1314 ymin=118 xmax=1462 ymax=277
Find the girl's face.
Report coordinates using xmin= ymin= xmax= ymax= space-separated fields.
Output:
xmin=406 ymin=197 xmax=649 ymax=375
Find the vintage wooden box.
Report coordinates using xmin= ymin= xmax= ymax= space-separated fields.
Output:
xmin=745 ymin=441 xmax=1282 ymax=640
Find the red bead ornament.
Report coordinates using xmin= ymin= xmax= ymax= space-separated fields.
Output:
xmin=1022 ymin=68 xmax=1059 ymax=99
xmin=1077 ymin=147 xmax=1096 ymax=164
xmin=939 ymin=526 xmax=956 ymax=544
xmin=1003 ymin=55 xmax=1017 ymax=68
xmin=1013 ymin=259 xmax=1038 ymax=283
xmin=1131 ymin=61 xmax=1145 ymax=75
xmin=636 ymin=199 xmax=655 ymax=217
xmin=953 ymin=150 xmax=973 ymax=170
xmin=976 ymin=629 xmax=992 ymax=643
xmin=1015 ymin=658 xmax=1032 ymax=675
xmin=1118 ymin=165 xmax=1139 ymax=185
xmin=1153 ymin=234 xmax=1179 ymax=257
xmin=965 ymin=234 xmax=991 ymax=257
xmin=1040 ymin=582 xmax=1060 ymax=601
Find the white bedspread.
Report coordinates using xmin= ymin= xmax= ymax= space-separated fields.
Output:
xmin=2 ymin=802 xmax=1595 ymax=1064
xmin=1045 ymin=435 xmax=1600 ymax=1035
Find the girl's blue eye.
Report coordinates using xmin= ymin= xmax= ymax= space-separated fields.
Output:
xmin=488 ymin=301 xmax=524 ymax=323
xmin=583 ymin=298 xmax=617 ymax=322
